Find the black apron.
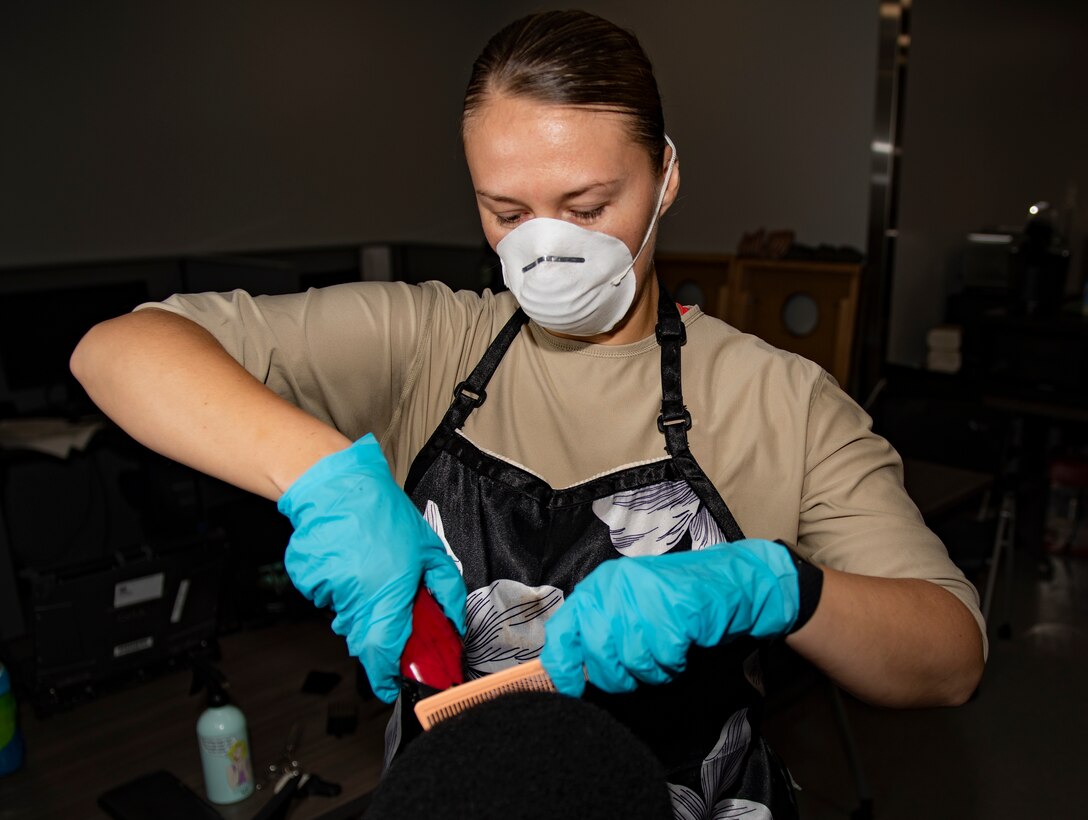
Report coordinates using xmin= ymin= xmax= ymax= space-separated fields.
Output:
xmin=395 ymin=289 xmax=797 ymax=818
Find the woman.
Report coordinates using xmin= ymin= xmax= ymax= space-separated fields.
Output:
xmin=72 ymin=10 xmax=984 ymax=817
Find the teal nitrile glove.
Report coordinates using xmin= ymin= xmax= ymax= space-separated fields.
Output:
xmin=278 ymin=434 xmax=467 ymax=703
xmin=541 ymin=539 xmax=818 ymax=697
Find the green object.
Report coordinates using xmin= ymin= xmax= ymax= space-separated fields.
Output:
xmin=0 ymin=664 xmax=15 ymax=747
xmin=0 ymin=691 xmax=14 ymax=747
xmin=0 ymin=663 xmax=25 ymax=776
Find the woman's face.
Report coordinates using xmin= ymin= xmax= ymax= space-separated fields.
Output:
xmin=463 ymin=95 xmax=678 ymax=289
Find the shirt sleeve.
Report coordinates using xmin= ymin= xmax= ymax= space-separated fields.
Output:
xmin=796 ymin=372 xmax=987 ymax=652
xmin=133 ymin=281 xmax=432 ymax=441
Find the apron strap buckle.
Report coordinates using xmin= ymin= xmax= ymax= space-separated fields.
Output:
xmin=655 ymin=322 xmax=687 ymax=346
xmin=657 ymin=408 xmax=692 ymax=433
xmin=453 ymin=381 xmax=487 ymax=408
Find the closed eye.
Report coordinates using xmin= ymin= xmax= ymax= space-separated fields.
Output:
xmin=495 ymin=212 xmax=527 ymax=227
xmin=492 ymin=205 xmax=606 ymax=229
xmin=570 ymin=205 xmax=605 ymax=223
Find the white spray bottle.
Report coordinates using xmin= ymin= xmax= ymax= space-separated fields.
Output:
xmin=191 ymin=659 xmax=254 ymax=804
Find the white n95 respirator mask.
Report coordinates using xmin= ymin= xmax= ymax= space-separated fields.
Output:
xmin=496 ymin=135 xmax=678 ymax=337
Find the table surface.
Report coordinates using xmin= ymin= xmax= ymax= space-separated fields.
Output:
xmin=0 ymin=618 xmax=391 ymax=820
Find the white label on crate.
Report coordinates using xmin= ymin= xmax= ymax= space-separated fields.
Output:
xmin=113 ymin=573 xmax=165 ymax=609
xmin=170 ymin=579 xmax=190 ymax=624
xmin=113 ymin=636 xmax=154 ymax=658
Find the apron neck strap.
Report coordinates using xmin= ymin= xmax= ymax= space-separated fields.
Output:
xmin=446 ymin=308 xmax=529 ymax=429
xmin=655 ymin=285 xmax=746 ymax=541
xmin=655 ymin=283 xmax=691 ymax=457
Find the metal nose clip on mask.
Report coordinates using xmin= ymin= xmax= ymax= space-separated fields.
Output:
xmin=496 ymin=135 xmax=678 ymax=337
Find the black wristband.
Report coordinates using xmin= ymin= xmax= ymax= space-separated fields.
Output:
xmin=775 ymin=540 xmax=824 ymax=633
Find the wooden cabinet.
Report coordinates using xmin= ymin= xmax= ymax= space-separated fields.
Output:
xmin=656 ymin=253 xmax=861 ymax=387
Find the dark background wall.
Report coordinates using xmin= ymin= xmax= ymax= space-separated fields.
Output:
xmin=2 ymin=1 xmax=1086 ymax=371
xmin=0 ymin=1 xmax=488 ymax=265
xmin=0 ymin=0 xmax=879 ymax=268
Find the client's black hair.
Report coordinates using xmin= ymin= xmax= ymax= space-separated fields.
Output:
xmin=366 ymin=691 xmax=672 ymax=819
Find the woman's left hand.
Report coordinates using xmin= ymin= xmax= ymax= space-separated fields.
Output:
xmin=540 ymin=539 xmax=808 ymax=696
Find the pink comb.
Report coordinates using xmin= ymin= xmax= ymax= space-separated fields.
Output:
xmin=413 ymin=659 xmax=557 ymax=730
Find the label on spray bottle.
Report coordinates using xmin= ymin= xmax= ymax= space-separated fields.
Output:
xmin=197 ymin=704 xmax=254 ymax=804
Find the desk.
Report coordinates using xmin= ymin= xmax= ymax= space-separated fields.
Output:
xmin=0 ymin=619 xmax=391 ymax=820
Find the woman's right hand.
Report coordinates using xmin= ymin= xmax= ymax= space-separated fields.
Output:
xmin=278 ymin=434 xmax=467 ymax=703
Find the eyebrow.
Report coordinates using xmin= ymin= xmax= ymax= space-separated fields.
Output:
xmin=476 ymin=179 xmax=621 ymax=205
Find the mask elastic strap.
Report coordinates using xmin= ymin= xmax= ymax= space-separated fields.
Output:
xmin=611 ymin=134 xmax=678 ymax=286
